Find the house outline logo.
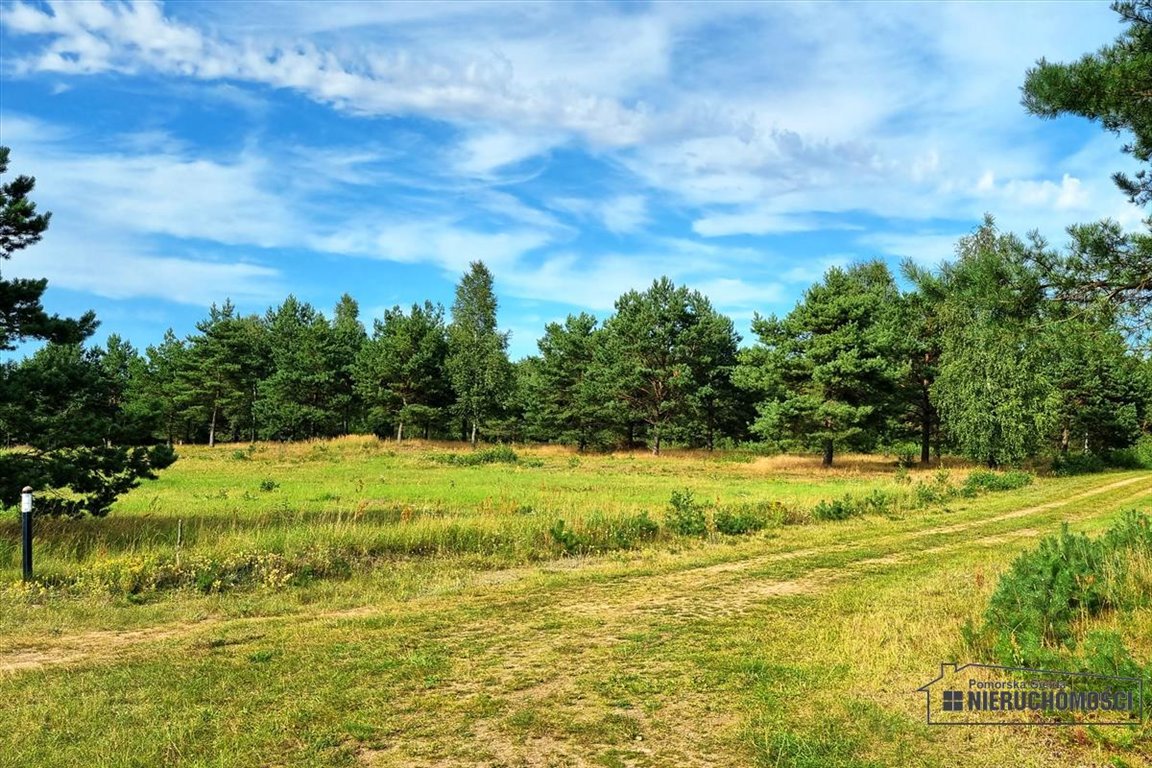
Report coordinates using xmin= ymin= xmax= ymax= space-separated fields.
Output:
xmin=918 ymin=662 xmax=1144 ymax=726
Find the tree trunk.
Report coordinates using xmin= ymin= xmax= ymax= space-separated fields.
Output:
xmin=396 ymin=420 xmax=404 ymax=442
xmin=1060 ymin=424 xmax=1070 ymax=453
xmin=822 ymin=438 xmax=833 ymax=467
xmin=920 ymin=387 xmax=932 ymax=465
xmin=470 ymin=420 xmax=478 ymax=446
xmin=652 ymin=425 xmax=661 ymax=456
xmin=209 ymin=402 xmax=218 ymax=448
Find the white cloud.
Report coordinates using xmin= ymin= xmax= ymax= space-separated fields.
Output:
xmin=693 ymin=210 xmax=827 ymax=238
xmin=4 ymin=0 xmax=1148 ymax=327
xmin=311 ymin=220 xmax=553 ymax=274
xmin=549 ymin=194 xmax=650 ymax=235
xmin=857 ymin=232 xmax=963 ymax=267
xmin=4 ymin=0 xmax=1136 ymax=239
xmin=6 ymin=228 xmax=283 ymax=305
xmin=454 ymin=131 xmax=561 ymax=177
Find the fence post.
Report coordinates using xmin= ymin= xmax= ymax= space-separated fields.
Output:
xmin=20 ymin=486 xmax=32 ymax=581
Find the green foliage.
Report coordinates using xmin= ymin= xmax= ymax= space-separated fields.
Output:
xmin=255 ymin=297 xmax=344 ymax=441
xmin=928 ymin=219 xmax=1057 ymax=466
xmin=549 ymin=519 xmax=586 ymax=554
xmin=811 ymin=497 xmax=860 ymax=521
xmin=354 ymin=301 xmax=450 ymax=441
xmin=961 ymin=469 xmax=1033 ymax=494
xmin=1023 ymin=1 xmax=1152 ymax=208
xmin=806 ymin=471 xmax=1030 ymax=522
xmin=0 ymin=147 xmax=176 ymax=516
xmin=522 ymin=313 xmax=617 ymax=450
xmin=0 ymin=445 xmax=177 ymax=518
xmin=549 ymin=511 xmax=661 ymax=556
xmin=1021 ymin=5 xmax=1152 ymax=324
xmin=713 ymin=502 xmax=775 ymax=535
xmin=666 ymin=489 xmax=707 ymax=536
xmin=447 ymin=261 xmax=513 ymax=444
xmin=1050 ymin=452 xmax=1109 ymax=476
xmin=738 ymin=261 xmax=904 ymax=466
xmin=431 ymin=445 xmax=519 ymax=467
xmin=973 ymin=511 xmax=1152 ymax=668
xmin=600 ymin=277 xmax=743 ymax=454
xmin=181 ymin=301 xmax=270 ymax=445
xmin=0 ymin=146 xmax=96 ymax=350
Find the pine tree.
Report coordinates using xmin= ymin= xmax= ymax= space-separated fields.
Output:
xmin=0 ymin=147 xmax=96 ymax=350
xmin=740 ymin=262 xmax=904 ymax=466
xmin=0 ymin=147 xmax=173 ymax=516
xmin=330 ymin=294 xmax=367 ymax=434
xmin=256 ymin=297 xmax=339 ymax=440
xmin=600 ymin=278 xmax=739 ymax=455
xmin=354 ymin=301 xmax=450 ymax=441
xmin=525 ymin=313 xmax=614 ymax=450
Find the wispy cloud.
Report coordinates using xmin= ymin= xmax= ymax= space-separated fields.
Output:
xmin=1 ymin=0 xmax=1146 ymax=354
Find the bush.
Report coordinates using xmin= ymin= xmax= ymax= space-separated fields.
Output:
xmin=549 ymin=512 xmax=661 ymax=555
xmin=431 ymin=445 xmax=519 ymax=466
xmin=811 ymin=490 xmax=896 ymax=522
xmin=973 ymin=511 xmax=1152 ymax=668
xmin=549 ymin=519 xmax=589 ymax=555
xmin=812 ymin=497 xmax=859 ymax=521
xmin=881 ymin=441 xmax=920 ymax=468
xmin=714 ymin=503 xmax=771 ymax=535
xmin=611 ymin=512 xmax=661 ymax=547
xmin=1051 ymin=452 xmax=1108 ymax=476
xmin=666 ymin=489 xmax=707 ymax=536
xmin=962 ymin=469 xmax=1033 ymax=494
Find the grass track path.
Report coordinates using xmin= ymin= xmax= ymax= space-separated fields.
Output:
xmin=3 ymin=472 xmax=1152 ymax=768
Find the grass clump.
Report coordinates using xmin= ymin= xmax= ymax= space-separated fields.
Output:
xmin=431 ymin=445 xmax=519 ymax=466
xmin=549 ymin=512 xmax=660 ymax=555
xmin=713 ymin=501 xmax=789 ymax=534
xmin=6 ymin=547 xmax=356 ymax=598
xmin=811 ymin=490 xmax=897 ymax=521
xmin=962 ymin=469 xmax=1033 ymax=494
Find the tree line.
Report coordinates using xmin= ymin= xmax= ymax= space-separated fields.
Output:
xmin=4 ymin=222 xmax=1150 ymax=472
xmin=4 ymin=0 xmax=1152 ymax=515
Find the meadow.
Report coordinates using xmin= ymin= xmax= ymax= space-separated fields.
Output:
xmin=1 ymin=438 xmax=1151 ymax=767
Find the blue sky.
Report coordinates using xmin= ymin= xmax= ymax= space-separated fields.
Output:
xmin=0 ymin=0 xmax=1146 ymax=359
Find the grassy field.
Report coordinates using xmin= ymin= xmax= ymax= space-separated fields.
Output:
xmin=1 ymin=438 xmax=1151 ymax=767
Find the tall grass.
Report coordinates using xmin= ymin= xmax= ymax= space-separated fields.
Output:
xmin=0 ymin=439 xmax=1037 ymax=597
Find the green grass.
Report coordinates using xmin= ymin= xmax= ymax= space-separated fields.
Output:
xmin=1 ymin=438 xmax=1150 ymax=767
xmin=0 ymin=438 xmax=930 ymax=589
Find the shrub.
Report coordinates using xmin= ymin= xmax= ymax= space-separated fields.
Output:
xmin=973 ymin=511 xmax=1152 ymax=669
xmin=714 ymin=503 xmax=771 ymax=535
xmin=548 ymin=512 xmax=660 ymax=555
xmin=259 ymin=479 xmax=279 ymax=492
xmin=666 ymin=489 xmax=707 ymax=536
xmin=962 ymin=469 xmax=1033 ymax=495
xmin=549 ymin=519 xmax=589 ymax=555
xmin=610 ymin=512 xmax=660 ymax=547
xmin=1051 ymin=452 xmax=1108 ymax=476
xmin=812 ymin=497 xmax=859 ymax=521
xmin=432 ymin=445 xmax=519 ymax=466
